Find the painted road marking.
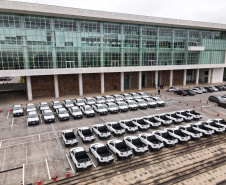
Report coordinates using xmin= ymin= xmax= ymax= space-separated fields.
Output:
xmin=11 ymin=118 xmax=14 ymax=127
xmin=45 ymin=159 xmax=51 ymax=180
xmin=66 ymin=154 xmax=75 ymax=173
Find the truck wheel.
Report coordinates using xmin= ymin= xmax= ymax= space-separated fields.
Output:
xmin=116 ymin=153 xmax=120 ymax=160
xmin=97 ymin=159 xmax=101 ymax=165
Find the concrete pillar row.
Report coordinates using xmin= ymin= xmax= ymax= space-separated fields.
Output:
xmin=170 ymin=70 xmax=173 ymax=87
xmin=54 ymin=75 xmax=59 ymax=98
xmin=183 ymin=69 xmax=187 ymax=86
xmin=121 ymin=72 xmax=124 ymax=92
xmin=155 ymin=71 xmax=158 ymax=88
xmin=101 ymin=73 xmax=104 ymax=94
xmin=79 ymin=74 xmax=83 ymax=96
xmin=196 ymin=69 xmax=200 ymax=85
xmin=139 ymin=71 xmax=142 ymax=90
xmin=26 ymin=76 xmax=33 ymax=101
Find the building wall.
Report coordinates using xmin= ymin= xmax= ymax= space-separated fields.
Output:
xmin=58 ymin=74 xmax=79 ymax=95
xmin=211 ymin=68 xmax=224 ymax=83
xmin=104 ymin=73 xmax=120 ymax=91
xmin=161 ymin=70 xmax=170 ymax=86
xmin=31 ymin=75 xmax=54 ymax=97
xmin=145 ymin=71 xmax=154 ymax=87
xmin=130 ymin=72 xmax=138 ymax=89
xmin=173 ymin=70 xmax=184 ymax=85
xmin=83 ymin=73 xmax=101 ymax=93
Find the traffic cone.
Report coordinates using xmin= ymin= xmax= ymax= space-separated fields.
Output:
xmin=187 ymin=104 xmax=188 ymax=106
xmin=160 ymin=95 xmax=161 ymax=97
xmin=66 ymin=170 xmax=70 ymax=178
xmin=151 ymin=94 xmax=152 ymax=96
xmin=217 ymin=113 xmax=220 ymax=116
xmin=170 ymin=92 xmax=172 ymax=94
xmin=207 ymin=101 xmax=208 ymax=104
xmin=200 ymin=99 xmax=202 ymax=102
xmin=189 ymin=86 xmax=190 ymax=88
xmin=155 ymin=93 xmax=156 ymax=95
xmin=21 ymin=181 xmax=23 ymax=185
xmin=10 ymin=109 xmax=11 ymax=112
xmin=193 ymin=105 xmax=195 ymax=108
xmin=179 ymin=101 xmax=181 ymax=103
xmin=37 ymin=177 xmax=42 ymax=185
xmin=170 ymin=99 xmax=172 ymax=101
xmin=201 ymin=107 xmax=203 ymax=111
xmin=215 ymin=104 xmax=217 ymax=106
xmin=182 ymin=94 xmax=183 ymax=97
xmin=52 ymin=173 xmax=57 ymax=181
xmin=0 ymin=110 xmax=2 ymax=113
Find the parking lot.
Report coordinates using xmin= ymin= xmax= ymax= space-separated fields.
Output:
xmin=0 ymin=86 xmax=226 ymax=185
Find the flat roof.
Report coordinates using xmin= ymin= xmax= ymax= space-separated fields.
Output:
xmin=0 ymin=1 xmax=226 ymax=31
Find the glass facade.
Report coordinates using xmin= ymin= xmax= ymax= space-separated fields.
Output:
xmin=0 ymin=12 xmax=226 ymax=70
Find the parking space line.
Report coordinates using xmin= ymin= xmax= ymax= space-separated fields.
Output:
xmin=66 ymin=154 xmax=75 ymax=173
xmin=45 ymin=143 xmax=50 ymax=160
xmin=39 ymin=134 xmax=41 ymax=141
xmin=0 ymin=140 xmax=2 ymax=148
xmin=45 ymin=159 xmax=51 ymax=180
xmin=6 ymin=111 xmax=9 ymax=119
xmin=39 ymin=115 xmax=42 ymax=123
xmin=11 ymin=118 xmax=14 ymax=127
xmin=1 ymin=149 xmax=6 ymax=171
xmin=92 ymin=161 xmax=96 ymax=168
xmin=22 ymin=164 xmax=25 ymax=185
xmin=138 ymin=109 xmax=150 ymax=116
xmin=99 ymin=116 xmax=107 ymax=123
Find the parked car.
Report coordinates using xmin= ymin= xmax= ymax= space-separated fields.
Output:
xmin=143 ymin=98 xmax=157 ymax=108
xmin=214 ymin=86 xmax=223 ymax=91
xmin=135 ymin=99 xmax=148 ymax=109
xmin=77 ymin=127 xmax=95 ymax=143
xmin=42 ymin=109 xmax=56 ymax=123
xmin=167 ymin=87 xmax=179 ymax=92
xmin=155 ymin=130 xmax=178 ymax=147
xmin=39 ymin=102 xmax=50 ymax=111
xmin=89 ymin=143 xmax=114 ymax=165
xmin=125 ymin=100 xmax=139 ymax=110
xmin=175 ymin=110 xmax=193 ymax=121
xmin=61 ymin=129 xmax=78 ymax=146
xmin=142 ymin=116 xmax=161 ymax=128
xmin=119 ymin=119 xmax=138 ymax=133
xmin=63 ymin=100 xmax=74 ymax=109
xmin=112 ymin=94 xmax=124 ymax=102
xmin=137 ymin=92 xmax=149 ymax=99
xmin=208 ymin=95 xmax=222 ymax=103
xmin=105 ymin=103 xmax=119 ymax=114
xmin=103 ymin=95 xmax=115 ymax=103
xmin=84 ymin=97 xmax=96 ymax=105
xmin=27 ymin=111 xmax=39 ymax=126
xmin=70 ymin=147 xmax=93 ymax=171
xmin=92 ymin=124 xmax=111 ymax=139
xmin=185 ymin=109 xmax=202 ymax=120
xmin=211 ymin=119 xmax=226 ymax=128
xmin=167 ymin=128 xmax=191 ymax=143
xmin=116 ymin=101 xmax=129 ymax=112
xmin=106 ymin=122 xmax=125 ymax=136
xmin=124 ymin=136 xmax=148 ymax=155
xmin=154 ymin=114 xmax=173 ymax=126
xmin=205 ymin=120 xmax=225 ymax=133
xmin=74 ymin=98 xmax=85 ymax=106
xmin=56 ymin=107 xmax=70 ymax=121
xmin=94 ymin=96 xmax=106 ymax=104
xmin=204 ymin=86 xmax=214 ymax=92
xmin=51 ymin=101 xmax=63 ymax=111
xmin=80 ymin=105 xmax=95 ymax=117
xmin=210 ymin=86 xmax=219 ymax=92
xmin=107 ymin=139 xmax=133 ymax=160
xmin=191 ymin=88 xmax=202 ymax=94
xmin=13 ymin=104 xmax=24 ymax=117
xmin=130 ymin=92 xmax=142 ymax=99
xmin=121 ymin=93 xmax=134 ymax=100
xmin=26 ymin=103 xmax=36 ymax=113
xmin=138 ymin=133 xmax=164 ymax=151
xmin=165 ymin=112 xmax=183 ymax=124
xmin=92 ymin=104 xmax=108 ymax=116
xmin=68 ymin=106 xmax=83 ymax=119
xmin=151 ymin=97 xmax=165 ymax=106
xmin=131 ymin=118 xmax=150 ymax=130
xmin=184 ymin=89 xmax=196 ymax=96
xmin=178 ymin=125 xmax=202 ymax=139
xmin=195 ymin=86 xmax=207 ymax=93
xmin=190 ymin=122 xmax=214 ymax=136
xmin=174 ymin=90 xmax=188 ymax=96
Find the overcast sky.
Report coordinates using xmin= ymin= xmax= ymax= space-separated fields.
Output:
xmin=10 ymin=0 xmax=226 ymax=24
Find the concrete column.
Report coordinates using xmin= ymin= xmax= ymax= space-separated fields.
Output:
xmin=208 ymin=68 xmax=211 ymax=84
xmin=26 ymin=76 xmax=33 ymax=101
xmin=54 ymin=75 xmax=59 ymax=98
xmin=170 ymin=70 xmax=173 ymax=87
xmin=196 ymin=69 xmax=200 ymax=85
xmin=155 ymin=71 xmax=158 ymax=88
xmin=121 ymin=72 xmax=124 ymax=92
xmin=183 ymin=69 xmax=187 ymax=86
xmin=101 ymin=73 xmax=104 ymax=94
xmin=139 ymin=71 xmax=142 ymax=90
xmin=79 ymin=74 xmax=83 ymax=96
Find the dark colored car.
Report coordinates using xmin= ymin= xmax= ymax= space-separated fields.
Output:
xmin=174 ymin=90 xmax=187 ymax=96
xmin=184 ymin=89 xmax=196 ymax=96
xmin=204 ymin=87 xmax=214 ymax=92
xmin=214 ymin=86 xmax=223 ymax=91
xmin=208 ymin=95 xmax=222 ymax=103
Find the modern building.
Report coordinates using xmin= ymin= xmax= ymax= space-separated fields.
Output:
xmin=0 ymin=1 xmax=226 ymax=100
